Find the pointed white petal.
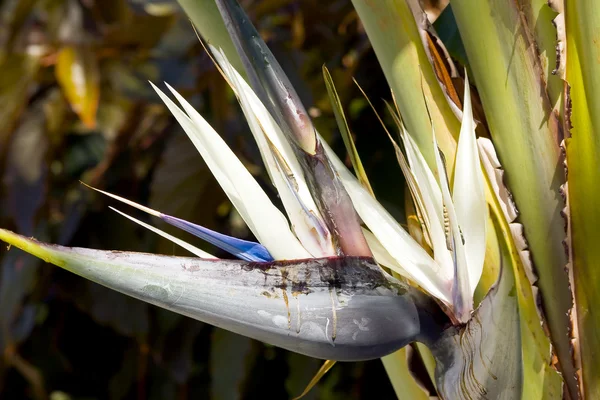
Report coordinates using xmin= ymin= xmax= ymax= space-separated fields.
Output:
xmin=320 ymin=136 xmax=452 ymax=304
xmin=452 ymin=75 xmax=487 ymax=294
xmin=388 ymin=131 xmax=434 ymax=250
xmin=110 ymin=207 xmax=215 ymax=259
xmin=215 ymin=51 xmax=334 ymax=257
xmin=432 ymin=132 xmax=471 ymax=322
xmin=152 ymin=83 xmax=310 ymax=260
xmin=83 ymin=183 xmax=161 ymax=217
xmin=85 ymin=184 xmax=267 ymax=260
xmin=362 ymin=228 xmax=408 ymax=276
xmin=399 ymin=128 xmax=452 ymax=276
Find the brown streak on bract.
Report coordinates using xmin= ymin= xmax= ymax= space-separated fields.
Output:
xmin=280 ymin=268 xmax=291 ymax=330
xmin=425 ymin=32 xmax=461 ymax=109
xmin=282 ymin=288 xmax=291 ymax=330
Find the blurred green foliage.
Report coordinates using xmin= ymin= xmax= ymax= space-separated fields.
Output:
xmin=0 ymin=0 xmax=409 ymax=398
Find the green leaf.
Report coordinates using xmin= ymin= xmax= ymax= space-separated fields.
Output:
xmin=0 ymin=55 xmax=40 ymax=151
xmin=0 ymin=250 xmax=43 ymax=351
xmin=449 ymin=0 xmax=576 ymax=395
xmin=350 ymin=0 xmax=460 ymax=170
xmin=480 ymin=139 xmax=563 ymax=400
xmin=4 ymin=95 xmax=49 ymax=235
xmin=565 ymin=1 xmax=600 ymax=397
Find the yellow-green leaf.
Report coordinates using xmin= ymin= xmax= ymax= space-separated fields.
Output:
xmin=565 ymin=1 xmax=600 ymax=398
xmin=350 ymin=0 xmax=460 ymax=171
xmin=483 ymin=156 xmax=563 ymax=400
xmin=293 ymin=360 xmax=336 ymax=400
xmin=55 ymin=46 xmax=99 ymax=128
xmin=449 ymin=1 xmax=576 ymax=395
xmin=322 ymin=65 xmax=373 ymax=196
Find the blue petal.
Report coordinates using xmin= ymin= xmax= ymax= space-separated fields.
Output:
xmin=161 ymin=214 xmax=274 ymax=262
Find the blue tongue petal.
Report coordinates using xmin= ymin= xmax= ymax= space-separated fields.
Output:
xmin=161 ymin=214 xmax=274 ymax=262
xmin=81 ymin=183 xmax=275 ymax=262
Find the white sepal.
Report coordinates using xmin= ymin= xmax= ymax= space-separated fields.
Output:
xmin=432 ymin=131 xmax=471 ymax=322
xmin=363 ymin=228 xmax=408 ymax=276
xmin=400 ymin=127 xmax=453 ymax=278
xmin=214 ymin=49 xmax=335 ymax=257
xmin=321 ymin=136 xmax=452 ymax=304
xmin=452 ymin=74 xmax=487 ymax=293
xmin=153 ymin=83 xmax=310 ymax=260
xmin=110 ymin=207 xmax=215 ymax=259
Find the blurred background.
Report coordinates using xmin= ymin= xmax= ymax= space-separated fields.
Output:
xmin=0 ymin=0 xmax=448 ymax=398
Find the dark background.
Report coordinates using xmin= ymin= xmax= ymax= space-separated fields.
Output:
xmin=0 ymin=0 xmax=447 ymax=398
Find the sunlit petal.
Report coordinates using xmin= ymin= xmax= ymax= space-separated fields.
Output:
xmin=89 ymin=185 xmax=272 ymax=261
xmin=432 ymin=131 xmax=471 ymax=322
xmin=214 ymin=48 xmax=335 ymax=257
xmin=320 ymin=136 xmax=452 ymax=304
xmin=152 ymin=83 xmax=311 ymax=260
xmin=452 ymin=75 xmax=487 ymax=292
xmin=363 ymin=228 xmax=409 ymax=276
xmin=399 ymin=127 xmax=452 ymax=277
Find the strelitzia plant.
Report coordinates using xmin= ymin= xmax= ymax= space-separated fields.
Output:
xmin=4 ymin=0 xmax=598 ymax=398
xmin=0 ymin=0 xmax=519 ymax=397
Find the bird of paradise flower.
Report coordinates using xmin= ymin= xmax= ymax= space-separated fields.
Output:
xmin=0 ymin=0 xmax=522 ymax=398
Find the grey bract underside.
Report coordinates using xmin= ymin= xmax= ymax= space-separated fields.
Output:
xmin=1 ymin=229 xmax=523 ymax=398
xmin=430 ymin=257 xmax=522 ymax=400
xmin=52 ymin=244 xmax=442 ymax=361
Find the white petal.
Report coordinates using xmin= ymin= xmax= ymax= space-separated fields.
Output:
xmin=452 ymin=74 xmax=487 ymax=294
xmin=320 ymin=136 xmax=452 ymax=304
xmin=152 ymin=83 xmax=310 ymax=260
xmin=432 ymin=131 xmax=471 ymax=322
xmin=214 ymin=49 xmax=334 ymax=257
xmin=110 ymin=207 xmax=215 ymax=259
xmin=362 ymin=228 xmax=408 ymax=276
xmin=399 ymin=128 xmax=452 ymax=276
